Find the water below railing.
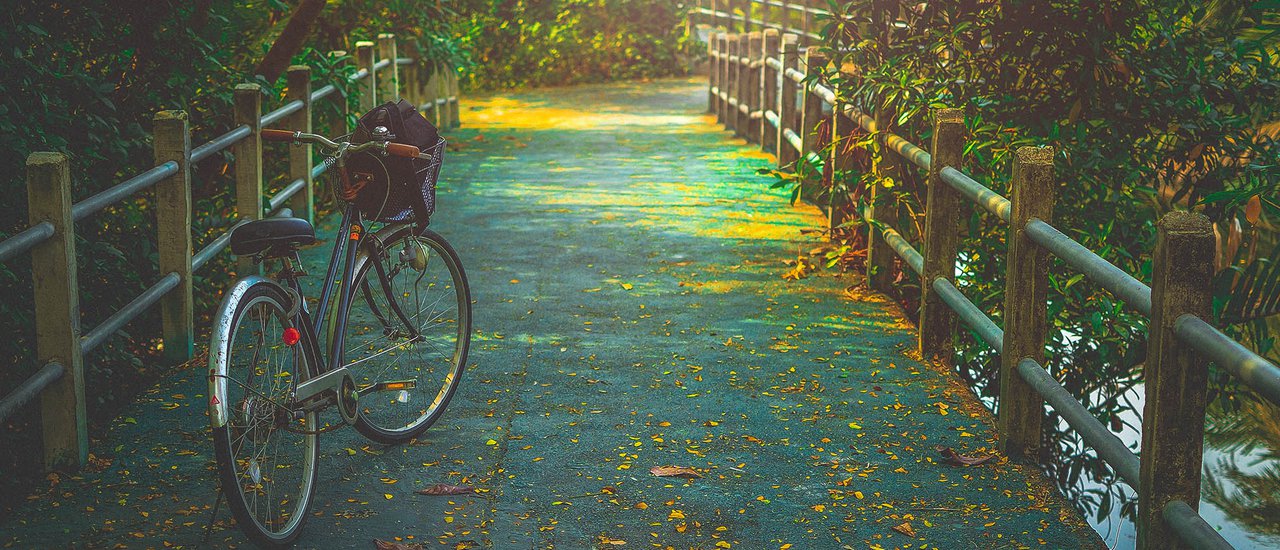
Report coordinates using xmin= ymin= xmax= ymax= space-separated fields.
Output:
xmin=968 ymin=370 xmax=1280 ymax=548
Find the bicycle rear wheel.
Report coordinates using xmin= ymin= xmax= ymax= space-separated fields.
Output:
xmin=209 ymin=277 xmax=318 ymax=548
xmin=338 ymin=226 xmax=471 ymax=444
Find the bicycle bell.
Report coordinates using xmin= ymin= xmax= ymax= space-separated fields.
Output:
xmin=371 ymin=125 xmax=393 ymax=141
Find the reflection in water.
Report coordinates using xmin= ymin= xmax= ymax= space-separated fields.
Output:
xmin=1203 ymin=398 xmax=1280 ymax=545
xmin=958 ymin=351 xmax=1280 ymax=549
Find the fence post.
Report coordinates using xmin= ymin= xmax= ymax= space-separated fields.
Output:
xmin=1137 ymin=211 xmax=1214 ymax=550
xmin=760 ymin=29 xmax=779 ymax=153
xmin=327 ymin=50 xmax=352 ymax=128
xmin=865 ymin=107 xmax=901 ymax=291
xmin=829 ymin=65 xmax=859 ymax=232
xmin=422 ymin=67 xmax=439 ymax=126
xmin=738 ymin=0 xmax=749 ymax=32
xmin=777 ymin=33 xmax=799 ymax=168
xmin=233 ymin=83 xmax=263 ymax=276
xmin=725 ymin=34 xmax=739 ymax=133
xmin=717 ymin=34 xmax=730 ymax=125
xmin=286 ymin=65 xmax=314 ymax=223
xmin=998 ymin=146 xmax=1055 ymax=460
xmin=377 ymin=34 xmax=399 ymax=101
xmin=356 ymin=40 xmax=377 ymax=112
xmin=708 ymin=31 xmax=719 ymax=114
xmin=801 ymin=1 xmax=811 ymax=44
xmin=744 ymin=32 xmax=763 ymax=143
xmin=27 ymin=152 xmax=86 ymax=471
xmin=710 ymin=0 xmax=719 ymax=29
xmin=736 ymin=34 xmax=753 ymax=138
xmin=447 ymin=67 xmax=461 ymax=128
xmin=152 ymin=111 xmax=194 ymax=365
xmin=798 ymin=48 xmax=827 ymax=160
xmin=918 ymin=108 xmax=965 ymax=359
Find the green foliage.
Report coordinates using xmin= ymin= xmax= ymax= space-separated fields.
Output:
xmin=0 ymin=0 xmax=464 ymax=503
xmin=453 ymin=0 xmax=689 ymax=89
xmin=796 ymin=0 xmax=1280 ymax=524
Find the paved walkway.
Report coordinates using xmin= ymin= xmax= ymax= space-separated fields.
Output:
xmin=1 ymin=78 xmax=1099 ymax=549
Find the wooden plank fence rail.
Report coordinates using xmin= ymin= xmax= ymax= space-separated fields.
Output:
xmin=702 ymin=25 xmax=1280 ymax=550
xmin=0 ymin=33 xmax=463 ymax=472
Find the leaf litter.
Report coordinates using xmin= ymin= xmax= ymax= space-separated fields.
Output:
xmin=415 ymin=483 xmax=477 ymax=496
xmin=935 ymin=445 xmax=996 ymax=467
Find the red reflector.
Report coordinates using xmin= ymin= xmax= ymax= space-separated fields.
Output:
xmin=283 ymin=327 xmax=301 ymax=346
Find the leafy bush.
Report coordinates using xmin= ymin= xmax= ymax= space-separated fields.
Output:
xmin=453 ymin=0 xmax=689 ymax=89
xmin=787 ymin=0 xmax=1280 ymax=522
xmin=0 ymin=0 xmax=463 ymax=504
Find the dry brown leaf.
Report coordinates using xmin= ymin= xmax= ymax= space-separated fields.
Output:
xmin=936 ymin=445 xmax=995 ymax=467
xmin=891 ymin=521 xmax=917 ymax=537
xmin=649 ymin=465 xmax=702 ymax=479
xmin=415 ymin=483 xmax=476 ymax=496
xmin=374 ymin=539 xmax=425 ymax=550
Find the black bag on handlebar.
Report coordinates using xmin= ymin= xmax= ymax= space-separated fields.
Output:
xmin=345 ymin=99 xmax=446 ymax=229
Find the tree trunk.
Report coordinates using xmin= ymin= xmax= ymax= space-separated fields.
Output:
xmin=254 ymin=0 xmax=327 ymax=83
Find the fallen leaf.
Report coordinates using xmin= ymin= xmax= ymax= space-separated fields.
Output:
xmin=650 ymin=465 xmax=702 ymax=479
xmin=374 ymin=539 xmax=424 ymax=550
xmin=891 ymin=522 xmax=917 ymax=537
xmin=598 ymin=535 xmax=626 ymax=546
xmin=415 ymin=483 xmax=476 ymax=496
xmin=936 ymin=445 xmax=995 ymax=467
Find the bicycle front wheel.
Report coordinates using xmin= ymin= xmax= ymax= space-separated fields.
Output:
xmin=340 ymin=226 xmax=472 ymax=443
xmin=209 ymin=277 xmax=318 ymax=548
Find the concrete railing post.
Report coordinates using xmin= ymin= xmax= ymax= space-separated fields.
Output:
xmin=865 ymin=104 xmax=901 ymax=291
xmin=798 ymin=48 xmax=827 ymax=160
xmin=717 ymin=34 xmax=730 ymax=125
xmin=777 ymin=33 xmax=799 ymax=168
xmin=1137 ymin=211 xmax=1214 ymax=550
xmin=27 ymin=152 xmax=86 ymax=471
xmin=725 ymin=34 xmax=739 ymax=133
xmin=447 ymin=67 xmax=461 ymax=128
xmin=423 ymin=67 xmax=440 ymax=126
xmin=744 ymin=32 xmax=762 ymax=143
xmin=377 ymin=34 xmax=399 ymax=102
xmin=327 ymin=50 xmax=352 ymax=126
xmin=152 ymin=111 xmax=194 ymax=364
xmin=286 ymin=65 xmax=314 ymax=223
xmin=708 ymin=31 xmax=719 ymax=114
xmin=918 ymin=108 xmax=966 ymax=360
xmin=233 ymin=83 xmax=263 ymax=276
xmin=355 ymin=40 xmax=377 ymax=112
xmin=760 ymin=29 xmax=779 ymax=153
xmin=829 ymin=65 xmax=858 ymax=232
xmin=998 ymin=146 xmax=1056 ymax=460
xmin=735 ymin=34 xmax=753 ymax=137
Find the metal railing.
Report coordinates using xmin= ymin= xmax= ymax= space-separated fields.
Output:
xmin=689 ymin=0 xmax=828 ymax=44
xmin=0 ymin=32 xmax=463 ymax=472
xmin=705 ymin=25 xmax=1278 ymax=550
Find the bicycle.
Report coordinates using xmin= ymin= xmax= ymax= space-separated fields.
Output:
xmin=207 ymin=127 xmax=471 ymax=547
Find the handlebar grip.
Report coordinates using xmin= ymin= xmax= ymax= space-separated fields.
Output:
xmin=385 ymin=142 xmax=421 ymax=159
xmin=261 ymin=129 xmax=297 ymax=142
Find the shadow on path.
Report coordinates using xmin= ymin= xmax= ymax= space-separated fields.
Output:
xmin=1 ymin=77 xmax=1100 ymax=549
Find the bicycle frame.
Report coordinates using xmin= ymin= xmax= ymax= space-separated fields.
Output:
xmin=282 ymin=201 xmax=423 ymax=414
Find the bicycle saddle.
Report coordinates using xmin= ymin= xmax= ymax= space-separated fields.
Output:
xmin=230 ymin=217 xmax=316 ymax=256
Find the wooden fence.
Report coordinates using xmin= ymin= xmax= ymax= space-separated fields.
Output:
xmin=0 ymin=33 xmax=461 ymax=472
xmin=705 ymin=25 xmax=1280 ymax=550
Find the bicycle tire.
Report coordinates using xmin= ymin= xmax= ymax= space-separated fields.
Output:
xmin=338 ymin=226 xmax=472 ymax=444
xmin=209 ymin=277 xmax=319 ymax=548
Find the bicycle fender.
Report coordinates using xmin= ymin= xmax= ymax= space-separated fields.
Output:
xmin=208 ymin=275 xmax=272 ymax=429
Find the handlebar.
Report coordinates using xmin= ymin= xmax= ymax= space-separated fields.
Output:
xmin=261 ymin=129 xmax=423 ymax=159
